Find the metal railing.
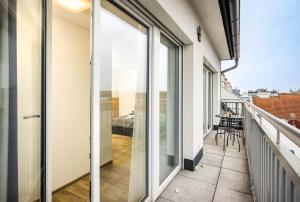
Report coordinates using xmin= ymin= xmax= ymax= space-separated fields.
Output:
xmin=222 ymin=99 xmax=300 ymax=202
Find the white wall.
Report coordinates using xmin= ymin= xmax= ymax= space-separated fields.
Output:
xmin=221 ymin=87 xmax=240 ymax=100
xmin=51 ymin=16 xmax=90 ymax=191
xmin=140 ymin=0 xmax=222 ymax=161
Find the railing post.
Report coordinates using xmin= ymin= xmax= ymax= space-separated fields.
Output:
xmin=258 ymin=114 xmax=262 ymax=125
xmin=276 ymin=129 xmax=280 ymax=145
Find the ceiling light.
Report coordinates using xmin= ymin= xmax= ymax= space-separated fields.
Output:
xmin=55 ymin=0 xmax=90 ymax=13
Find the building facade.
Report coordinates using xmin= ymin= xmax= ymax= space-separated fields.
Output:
xmin=0 ymin=0 xmax=239 ymax=201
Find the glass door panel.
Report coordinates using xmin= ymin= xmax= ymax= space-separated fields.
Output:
xmin=203 ymin=69 xmax=207 ymax=135
xmin=99 ymin=1 xmax=148 ymax=201
xmin=0 ymin=0 xmax=44 ymax=201
xmin=159 ymin=35 xmax=179 ymax=184
xmin=208 ymin=72 xmax=212 ymax=130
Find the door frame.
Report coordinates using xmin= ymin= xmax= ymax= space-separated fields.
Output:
xmin=92 ymin=0 xmax=153 ymax=201
xmin=46 ymin=0 xmax=183 ymax=201
xmin=151 ymin=28 xmax=183 ymax=200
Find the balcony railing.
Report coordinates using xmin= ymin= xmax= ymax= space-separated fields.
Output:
xmin=222 ymin=99 xmax=300 ymax=202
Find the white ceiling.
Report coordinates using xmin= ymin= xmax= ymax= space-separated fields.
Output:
xmin=191 ymin=0 xmax=230 ymax=60
xmin=53 ymin=2 xmax=90 ymax=29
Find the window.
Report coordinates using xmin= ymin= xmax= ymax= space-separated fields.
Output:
xmin=159 ymin=34 xmax=180 ymax=183
xmin=0 ymin=0 xmax=45 ymax=201
xmin=99 ymin=1 xmax=148 ymax=201
xmin=203 ymin=66 xmax=213 ymax=135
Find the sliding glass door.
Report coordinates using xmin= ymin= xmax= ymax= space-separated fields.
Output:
xmin=203 ymin=69 xmax=207 ymax=134
xmin=159 ymin=35 xmax=179 ymax=183
xmin=0 ymin=0 xmax=45 ymax=201
xmin=208 ymin=71 xmax=213 ymax=130
xmin=203 ymin=67 xmax=213 ymax=136
xmin=98 ymin=1 xmax=148 ymax=201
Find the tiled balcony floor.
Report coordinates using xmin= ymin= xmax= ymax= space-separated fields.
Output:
xmin=156 ymin=131 xmax=254 ymax=202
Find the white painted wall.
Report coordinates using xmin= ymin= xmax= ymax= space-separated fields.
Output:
xmin=139 ymin=0 xmax=222 ymax=161
xmin=51 ymin=16 xmax=90 ymax=191
xmin=221 ymin=87 xmax=240 ymax=100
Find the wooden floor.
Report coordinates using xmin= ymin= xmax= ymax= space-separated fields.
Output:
xmin=52 ymin=134 xmax=132 ymax=202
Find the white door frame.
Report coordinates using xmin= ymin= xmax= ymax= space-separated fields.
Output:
xmin=151 ymin=27 xmax=183 ymax=201
xmin=90 ymin=0 xmax=101 ymax=201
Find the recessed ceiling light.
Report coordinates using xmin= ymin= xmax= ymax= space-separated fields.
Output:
xmin=55 ymin=0 xmax=90 ymax=13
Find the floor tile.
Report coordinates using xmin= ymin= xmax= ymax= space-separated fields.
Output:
xmin=225 ymin=148 xmax=247 ymax=159
xmin=218 ymin=168 xmax=251 ymax=194
xmin=204 ymin=132 xmax=224 ymax=147
xmin=204 ymin=144 xmax=225 ymax=156
xmin=213 ymin=186 xmax=253 ymax=202
xmin=222 ymin=156 xmax=249 ymax=173
xmin=160 ymin=175 xmax=215 ymax=202
xmin=179 ymin=163 xmax=220 ymax=185
xmin=200 ymin=152 xmax=224 ymax=167
xmin=225 ymin=136 xmax=246 ymax=151
xmin=156 ymin=197 xmax=174 ymax=202
xmin=157 ymin=131 xmax=253 ymax=201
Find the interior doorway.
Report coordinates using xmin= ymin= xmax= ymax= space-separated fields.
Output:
xmin=51 ymin=0 xmax=91 ymax=201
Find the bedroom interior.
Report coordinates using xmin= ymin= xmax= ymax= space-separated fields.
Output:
xmin=51 ymin=0 xmax=147 ymax=201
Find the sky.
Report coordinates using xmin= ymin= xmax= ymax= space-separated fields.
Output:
xmin=223 ymin=0 xmax=300 ymax=93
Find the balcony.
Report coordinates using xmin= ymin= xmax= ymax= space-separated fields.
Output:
xmin=157 ymin=99 xmax=300 ymax=202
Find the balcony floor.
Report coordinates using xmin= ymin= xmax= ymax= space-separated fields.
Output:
xmin=156 ymin=130 xmax=254 ymax=202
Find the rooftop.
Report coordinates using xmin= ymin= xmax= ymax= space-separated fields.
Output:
xmin=252 ymin=93 xmax=300 ymax=125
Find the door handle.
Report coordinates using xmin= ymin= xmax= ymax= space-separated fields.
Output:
xmin=23 ymin=114 xmax=40 ymax=120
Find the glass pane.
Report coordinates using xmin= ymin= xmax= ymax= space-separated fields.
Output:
xmin=159 ymin=35 xmax=179 ymax=184
xmin=0 ymin=1 xmax=10 ymax=200
xmin=203 ymin=69 xmax=207 ymax=133
xmin=100 ymin=1 xmax=148 ymax=201
xmin=0 ymin=0 xmax=43 ymax=201
xmin=208 ymin=72 xmax=212 ymax=129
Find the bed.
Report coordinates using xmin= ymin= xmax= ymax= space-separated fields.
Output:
xmin=112 ymin=111 xmax=134 ymax=136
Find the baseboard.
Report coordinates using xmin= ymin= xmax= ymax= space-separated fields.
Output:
xmin=53 ymin=160 xmax=113 ymax=194
xmin=100 ymin=159 xmax=113 ymax=168
xmin=183 ymin=148 xmax=203 ymax=171
xmin=52 ymin=172 xmax=90 ymax=194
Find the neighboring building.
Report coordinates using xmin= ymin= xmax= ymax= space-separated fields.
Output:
xmin=240 ymin=92 xmax=251 ymax=102
xmin=248 ymin=88 xmax=278 ymax=99
xmin=232 ymin=87 xmax=241 ymax=96
xmin=252 ymin=93 xmax=300 ymax=129
xmin=0 ymin=0 xmax=240 ymax=201
xmin=221 ymin=74 xmax=233 ymax=92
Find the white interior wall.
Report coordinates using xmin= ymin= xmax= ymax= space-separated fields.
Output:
xmin=51 ymin=16 xmax=90 ymax=191
xmin=112 ymin=69 xmax=136 ymax=116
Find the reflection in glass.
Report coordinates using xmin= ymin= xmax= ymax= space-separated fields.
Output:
xmin=203 ymin=68 xmax=213 ymax=133
xmin=208 ymin=72 xmax=213 ymax=129
xmin=0 ymin=0 xmax=42 ymax=201
xmin=100 ymin=2 xmax=148 ymax=201
xmin=203 ymin=69 xmax=207 ymax=134
xmin=159 ymin=35 xmax=179 ymax=184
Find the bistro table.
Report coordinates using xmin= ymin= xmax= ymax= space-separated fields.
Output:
xmin=215 ymin=114 xmax=245 ymax=151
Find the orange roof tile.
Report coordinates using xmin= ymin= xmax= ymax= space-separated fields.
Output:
xmin=252 ymin=93 xmax=300 ymax=129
